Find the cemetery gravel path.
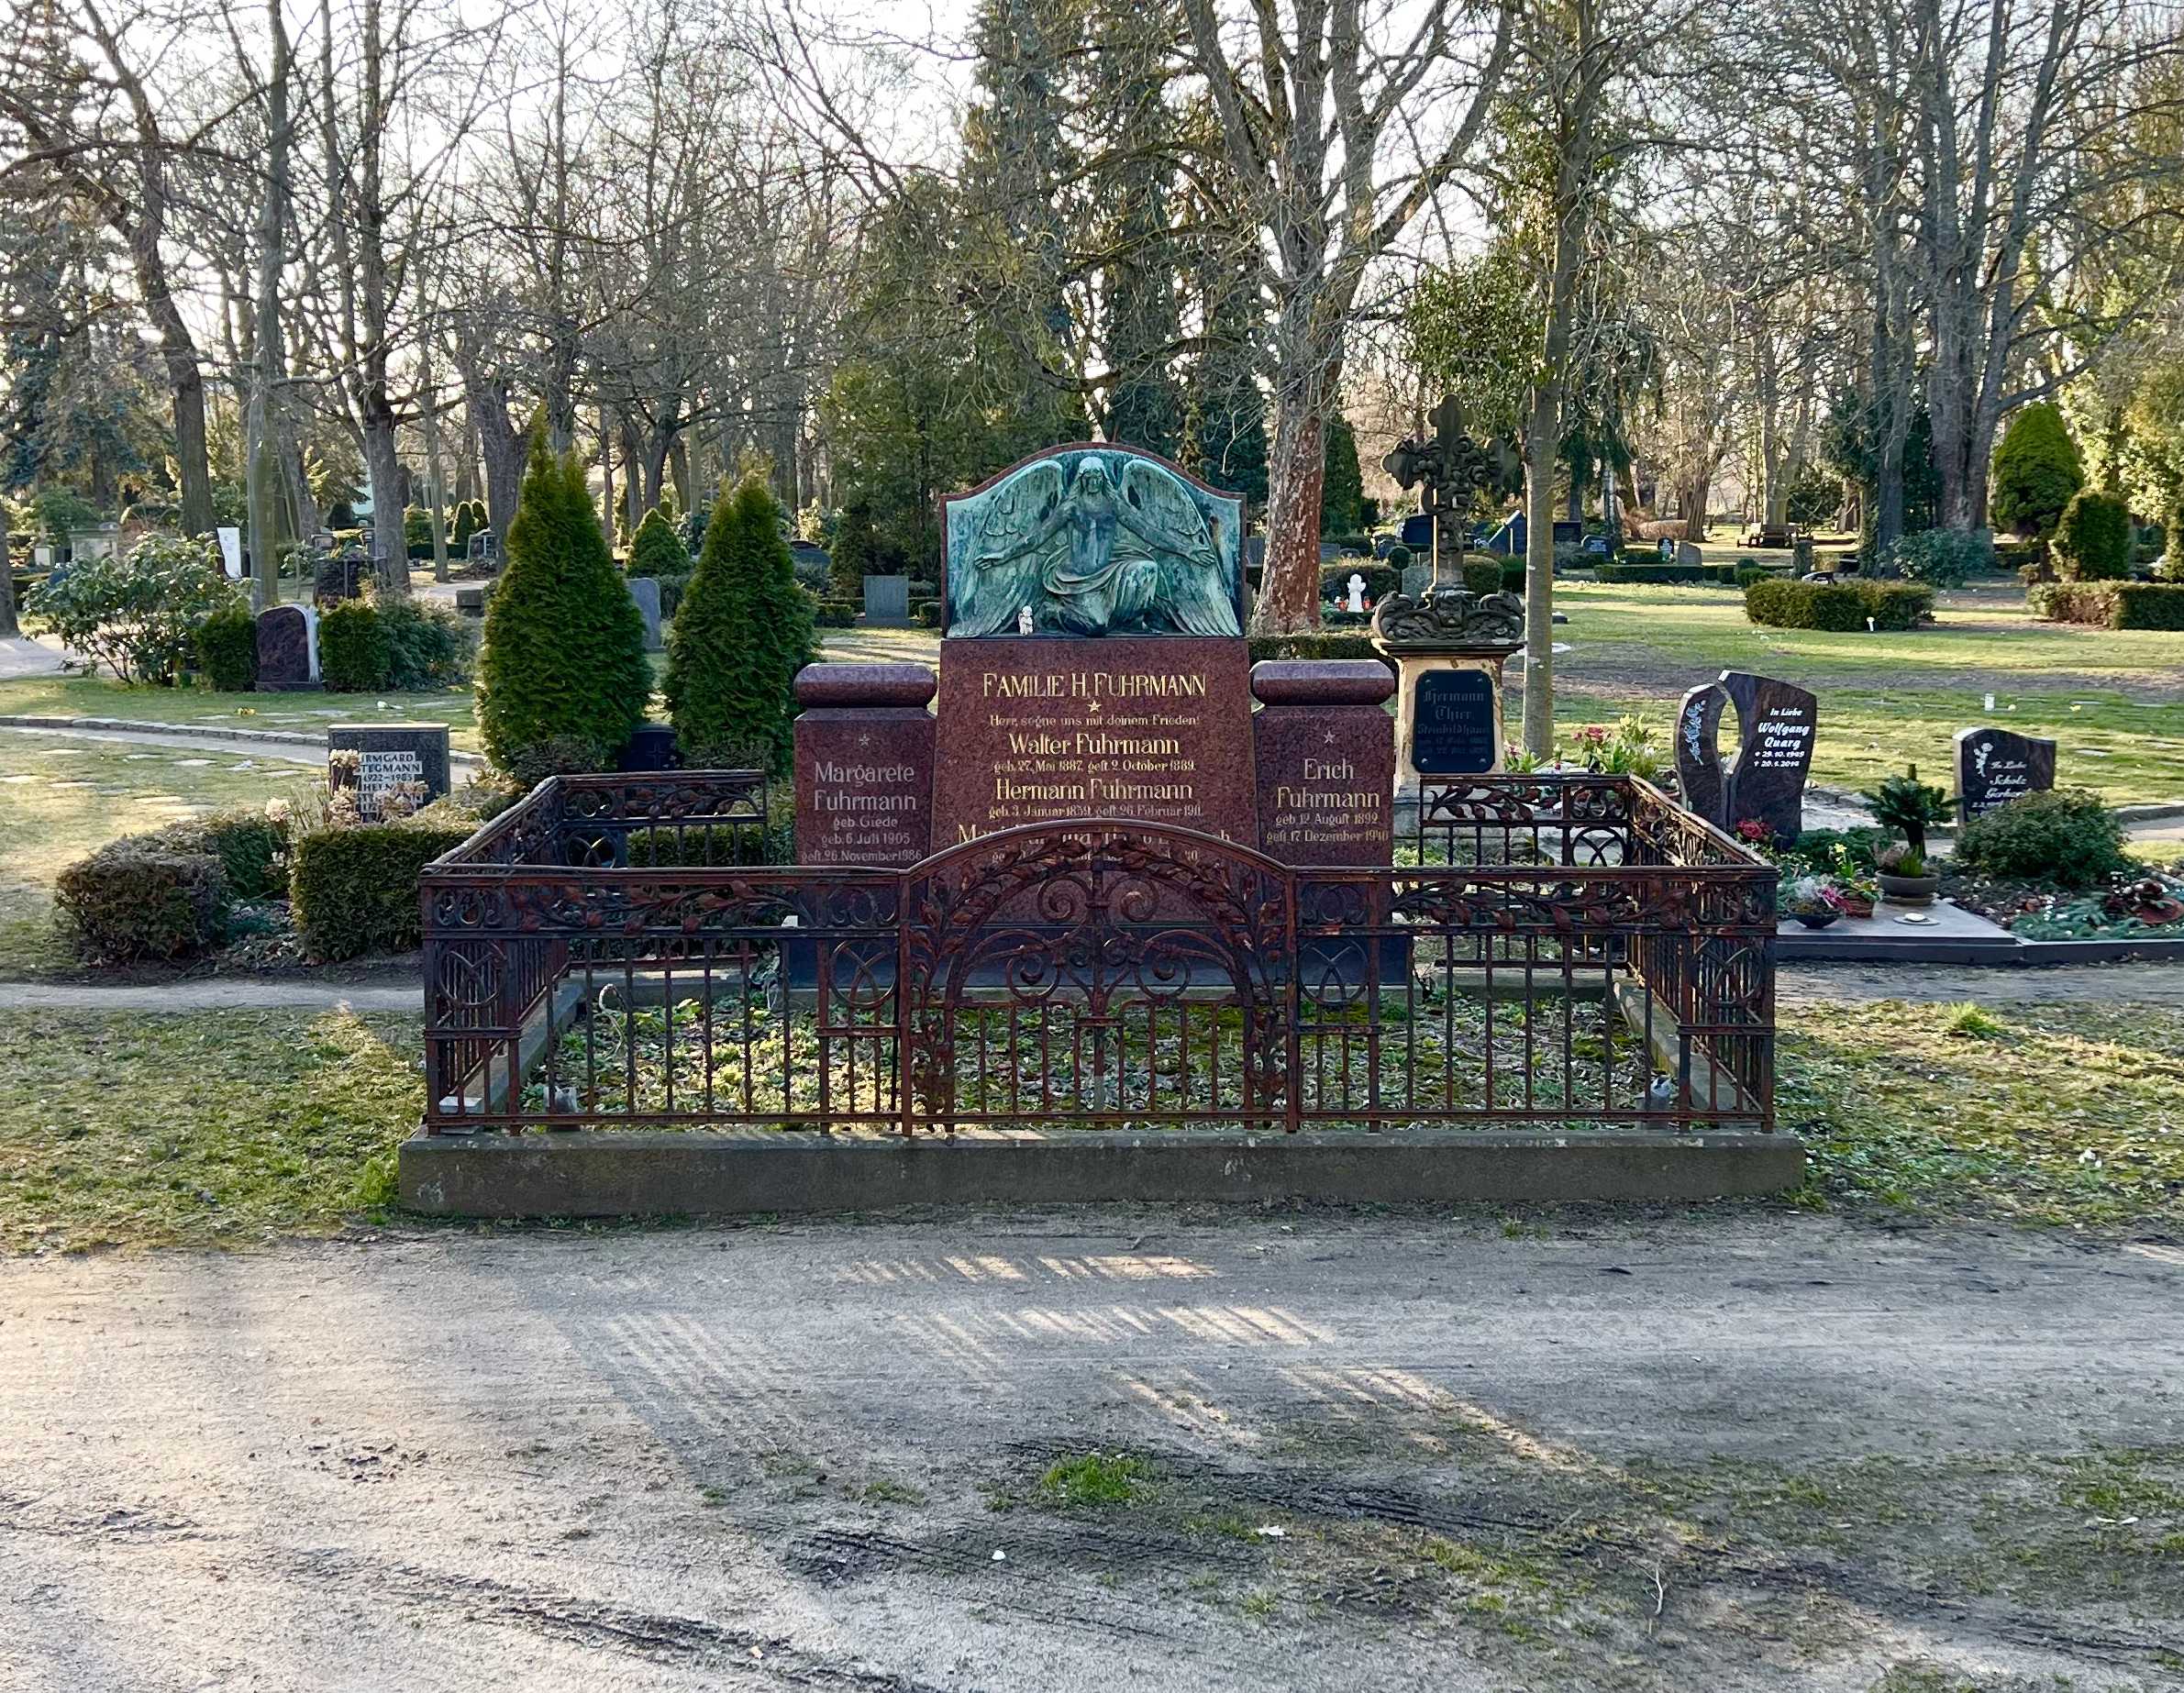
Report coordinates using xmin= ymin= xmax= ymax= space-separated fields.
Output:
xmin=2 ymin=1213 xmax=2180 ymax=1692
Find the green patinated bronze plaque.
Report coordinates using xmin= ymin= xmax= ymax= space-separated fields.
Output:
xmin=943 ymin=446 xmax=1244 ymax=638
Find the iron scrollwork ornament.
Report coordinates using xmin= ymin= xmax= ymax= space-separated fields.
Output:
xmin=1373 ymin=394 xmax=1527 ymax=652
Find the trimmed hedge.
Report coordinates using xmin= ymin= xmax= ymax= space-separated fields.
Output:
xmin=152 ymin=810 xmax=290 ymax=901
xmin=1247 ymin=633 xmax=1393 ymax=669
xmin=813 ymin=596 xmax=859 ymax=627
xmin=1595 ymin=560 xmax=1741 ymax=586
xmin=319 ymin=599 xmax=391 ymax=692
xmin=2053 ymin=488 xmax=2133 ymax=581
xmin=2029 ymin=581 xmax=2184 ymax=630
xmin=291 ymin=821 xmax=475 ymax=961
xmin=1744 ymin=578 xmax=1934 ymax=632
xmin=55 ymin=845 xmax=227 ymax=962
xmin=194 ymin=604 xmax=259 ymax=691
xmin=913 ymin=599 xmax=942 ymax=629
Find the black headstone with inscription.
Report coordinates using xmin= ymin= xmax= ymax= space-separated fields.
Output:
xmin=1719 ymin=671 xmax=1817 ymax=847
xmin=1955 ymin=726 xmax=2056 ymax=824
xmin=1674 ymin=670 xmax=1817 ymax=847
xmin=1411 ymin=668 xmax=1500 ymax=776
xmin=328 ymin=723 xmax=452 ymax=819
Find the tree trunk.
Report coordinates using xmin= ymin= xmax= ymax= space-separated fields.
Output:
xmin=1521 ymin=383 xmax=1560 ymax=757
xmin=0 ymin=502 xmax=17 ymax=636
xmin=362 ymin=408 xmax=405 ymax=597
xmin=421 ymin=348 xmax=450 ymax=583
xmin=461 ymin=364 xmax=524 ymax=537
xmin=1251 ymin=404 xmax=1326 ymax=636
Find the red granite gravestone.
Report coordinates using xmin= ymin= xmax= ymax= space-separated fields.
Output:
xmin=929 ymin=636 xmax=1258 ymax=849
xmin=793 ymin=664 xmax=937 ymax=868
xmin=1251 ymin=660 xmax=1395 ymax=865
xmin=255 ymin=603 xmax=320 ymax=692
xmin=1954 ymin=726 xmax=2057 ymax=825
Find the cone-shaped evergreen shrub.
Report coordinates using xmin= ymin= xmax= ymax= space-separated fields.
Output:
xmin=476 ymin=436 xmax=652 ymax=773
xmin=829 ymin=497 xmax=875 ymax=601
xmin=451 ymin=500 xmax=476 ymax=554
xmin=2053 ymin=488 xmax=2133 ymax=581
xmin=1990 ymin=403 xmax=2083 ymax=541
xmin=629 ymin=505 xmax=690 ymax=580
xmin=665 ymin=476 xmax=815 ymax=770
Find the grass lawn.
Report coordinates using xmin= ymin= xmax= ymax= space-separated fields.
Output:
xmin=3 ymin=996 xmax=2177 ymax=1253
xmin=838 ymin=585 xmax=2184 ymax=805
xmin=1548 ymin=580 xmax=2184 ymax=802
xmin=0 ymin=732 xmax=316 ymax=977
xmin=0 ymin=669 xmax=483 ymax=749
xmin=0 ymin=1009 xmax=420 ymax=1252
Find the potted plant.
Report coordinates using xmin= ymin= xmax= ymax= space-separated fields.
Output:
xmin=1781 ymin=874 xmax=1843 ymax=928
xmin=1862 ymin=764 xmax=1952 ymax=857
xmin=1876 ymin=843 xmax=1941 ymax=905
xmin=1825 ymin=845 xmax=1879 ymax=918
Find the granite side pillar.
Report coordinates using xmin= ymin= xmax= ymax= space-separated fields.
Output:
xmin=792 ymin=662 xmax=937 ymax=869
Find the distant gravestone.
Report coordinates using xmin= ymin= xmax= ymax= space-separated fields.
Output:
xmin=454 ymin=585 xmax=488 ymax=618
xmin=1677 ymin=539 xmax=1703 ymax=569
xmin=863 ymin=573 xmax=910 ymax=625
xmin=619 ymin=724 xmax=679 ymax=772
xmin=1402 ymin=563 xmax=1430 ymax=597
xmin=329 ymin=723 xmax=451 ymax=819
xmin=626 ymin=576 xmax=663 ymax=650
xmin=1955 ymin=726 xmax=2056 ymax=825
xmin=1676 ymin=669 xmax=1818 ymax=847
xmin=255 ymin=603 xmax=320 ymax=692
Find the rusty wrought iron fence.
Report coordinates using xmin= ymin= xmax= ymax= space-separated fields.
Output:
xmin=420 ymin=772 xmax=1776 ymax=1137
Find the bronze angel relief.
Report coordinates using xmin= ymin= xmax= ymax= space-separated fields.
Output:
xmin=946 ymin=450 xmax=1242 ymax=637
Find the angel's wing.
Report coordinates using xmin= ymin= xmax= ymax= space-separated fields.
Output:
xmin=1118 ymin=459 xmax=1240 ymax=636
xmin=948 ymin=460 xmax=1067 ymax=637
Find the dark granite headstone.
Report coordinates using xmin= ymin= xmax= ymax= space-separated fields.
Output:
xmin=1402 ymin=563 xmax=1430 ymax=597
xmin=1720 ymin=670 xmax=1818 ymax=846
xmin=1410 ymin=668 xmax=1500 ymax=776
xmin=929 ymin=636 xmax=1258 ymax=847
xmin=618 ymin=724 xmax=680 ymax=771
xmin=626 ymin=576 xmax=663 ymax=650
xmin=256 ymin=604 xmax=320 ymax=692
xmin=1955 ymin=727 xmax=2056 ymax=824
xmin=1675 ymin=671 xmax=1818 ymax=846
xmin=793 ymin=664 xmax=935 ymax=866
xmin=328 ymin=723 xmax=451 ymax=818
xmin=1674 ymin=683 xmax=1730 ymax=824
xmin=863 ymin=574 xmax=910 ymax=625
xmin=454 ymin=585 xmax=488 ymax=618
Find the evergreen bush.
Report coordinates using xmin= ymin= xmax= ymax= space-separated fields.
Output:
xmin=664 ymin=476 xmax=815 ymax=770
xmin=1953 ymin=790 xmax=2128 ymax=890
xmin=194 ymin=604 xmax=259 ymax=691
xmin=379 ymin=598 xmax=472 ymax=690
xmin=2051 ymin=489 xmax=2133 ymax=582
xmin=451 ymin=501 xmax=477 ymax=554
xmin=403 ymin=504 xmax=434 ymax=559
xmin=476 ymin=437 xmax=653 ymax=773
xmin=829 ymin=497 xmax=877 ymax=601
xmin=1990 ymin=403 xmax=2083 ymax=541
xmin=55 ymin=844 xmax=227 ymax=962
xmin=291 ymin=819 xmax=475 ymax=960
xmin=318 ymin=600 xmax=390 ymax=692
xmin=628 ymin=505 xmax=689 ymax=581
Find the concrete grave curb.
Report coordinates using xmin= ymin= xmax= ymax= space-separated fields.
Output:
xmin=400 ymin=1129 xmax=1807 ymax=1218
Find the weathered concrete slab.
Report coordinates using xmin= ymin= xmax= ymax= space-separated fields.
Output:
xmin=400 ymin=1127 xmax=1803 ymax=1217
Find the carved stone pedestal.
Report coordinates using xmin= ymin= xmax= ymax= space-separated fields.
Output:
xmin=1369 ymin=588 xmax=1525 ymax=801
